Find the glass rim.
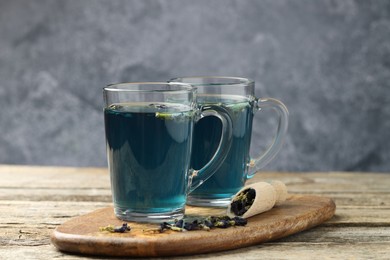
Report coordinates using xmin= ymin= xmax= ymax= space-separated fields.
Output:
xmin=169 ymin=76 xmax=254 ymax=87
xmin=104 ymin=82 xmax=195 ymax=93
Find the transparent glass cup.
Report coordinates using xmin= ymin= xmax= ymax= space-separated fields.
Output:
xmin=170 ymin=77 xmax=289 ymax=207
xmin=103 ymin=82 xmax=232 ymax=222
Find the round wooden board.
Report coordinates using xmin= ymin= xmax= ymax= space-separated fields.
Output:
xmin=51 ymin=194 xmax=336 ymax=257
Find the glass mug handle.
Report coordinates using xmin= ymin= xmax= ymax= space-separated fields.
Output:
xmin=188 ymin=105 xmax=233 ymax=193
xmin=247 ymin=98 xmax=289 ymax=178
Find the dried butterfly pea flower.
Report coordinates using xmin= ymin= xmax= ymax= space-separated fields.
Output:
xmin=205 ymin=215 xmax=247 ymax=228
xmin=99 ymin=223 xmax=131 ymax=233
xmin=203 ymin=220 xmax=213 ymax=229
xmin=199 ymin=223 xmax=211 ymax=231
xmin=114 ymin=223 xmax=131 ymax=233
xmin=174 ymin=219 xmax=184 ymax=228
xmin=232 ymin=216 xmax=248 ymax=226
xmin=184 ymin=220 xmax=200 ymax=231
xmin=230 ymin=188 xmax=256 ymax=216
xmin=143 ymin=215 xmax=247 ymax=234
xmin=198 ymin=216 xmax=247 ymax=229
xmin=228 ymin=181 xmax=288 ymax=219
xmin=213 ymin=219 xmax=229 ymax=228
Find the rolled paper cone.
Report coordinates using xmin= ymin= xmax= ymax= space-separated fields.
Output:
xmin=227 ymin=182 xmax=277 ymax=219
xmin=267 ymin=180 xmax=288 ymax=205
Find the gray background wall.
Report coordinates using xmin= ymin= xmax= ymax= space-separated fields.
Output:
xmin=0 ymin=0 xmax=389 ymax=172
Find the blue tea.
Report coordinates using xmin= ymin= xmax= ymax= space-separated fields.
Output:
xmin=188 ymin=95 xmax=254 ymax=206
xmin=104 ymin=103 xmax=194 ymax=220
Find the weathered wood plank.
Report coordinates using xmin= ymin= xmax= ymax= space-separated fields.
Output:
xmin=0 ymin=166 xmax=389 ymax=259
xmin=257 ymin=173 xmax=390 ymax=193
xmin=0 ymin=165 xmax=109 ymax=189
xmin=1 ymin=242 xmax=390 ymax=260
xmin=278 ymin=226 xmax=390 ymax=243
xmin=0 ymin=201 xmax=110 ymax=225
xmin=0 ymin=188 xmax=111 ymax=202
xmin=1 ymin=166 xmax=389 ymax=206
xmin=1 ymin=166 xmax=389 ymax=193
xmin=2 ymin=188 xmax=390 ymax=208
xmin=1 ymin=200 xmax=390 ymax=225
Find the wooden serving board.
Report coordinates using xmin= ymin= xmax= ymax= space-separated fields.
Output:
xmin=51 ymin=195 xmax=336 ymax=257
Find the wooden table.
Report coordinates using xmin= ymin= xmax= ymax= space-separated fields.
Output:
xmin=0 ymin=165 xmax=389 ymax=259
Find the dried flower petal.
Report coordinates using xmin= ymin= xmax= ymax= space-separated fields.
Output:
xmin=99 ymin=224 xmax=115 ymax=232
xmin=114 ymin=223 xmax=131 ymax=233
xmin=99 ymin=223 xmax=131 ymax=233
xmin=143 ymin=215 xmax=247 ymax=234
xmin=230 ymin=188 xmax=256 ymax=216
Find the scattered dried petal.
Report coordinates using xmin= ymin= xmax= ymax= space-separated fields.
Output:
xmin=99 ymin=223 xmax=131 ymax=233
xmin=114 ymin=223 xmax=131 ymax=233
xmin=99 ymin=225 xmax=115 ymax=232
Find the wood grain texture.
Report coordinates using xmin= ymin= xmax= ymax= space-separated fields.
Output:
xmin=0 ymin=165 xmax=389 ymax=259
xmin=51 ymin=195 xmax=335 ymax=257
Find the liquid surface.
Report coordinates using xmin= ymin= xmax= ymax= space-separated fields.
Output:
xmin=104 ymin=103 xmax=194 ymax=214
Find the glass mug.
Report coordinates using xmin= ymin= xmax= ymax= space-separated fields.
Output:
xmin=103 ymin=82 xmax=232 ymax=222
xmin=170 ymin=77 xmax=289 ymax=207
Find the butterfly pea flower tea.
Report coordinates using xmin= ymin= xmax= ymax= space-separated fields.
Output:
xmin=103 ymin=82 xmax=232 ymax=223
xmin=170 ymin=77 xmax=289 ymax=207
